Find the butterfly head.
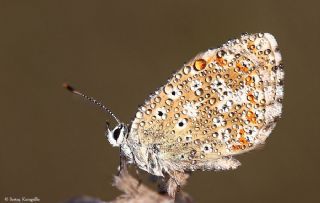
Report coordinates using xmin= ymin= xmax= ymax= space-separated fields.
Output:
xmin=63 ymin=83 xmax=129 ymax=148
xmin=106 ymin=123 xmax=128 ymax=147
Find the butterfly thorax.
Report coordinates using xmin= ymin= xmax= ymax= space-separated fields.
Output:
xmin=121 ymin=129 xmax=168 ymax=177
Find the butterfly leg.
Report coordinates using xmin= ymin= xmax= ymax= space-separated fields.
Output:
xmin=118 ymin=149 xmax=128 ymax=176
xmin=134 ymin=168 xmax=143 ymax=187
xmin=166 ymin=171 xmax=189 ymax=198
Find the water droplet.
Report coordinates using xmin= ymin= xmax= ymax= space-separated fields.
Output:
xmin=209 ymin=62 xmax=217 ymax=69
xmin=139 ymin=121 xmax=145 ymax=127
xmin=249 ymin=35 xmax=256 ymax=41
xmin=222 ymin=121 xmax=227 ymax=126
xmin=212 ymin=132 xmax=219 ymax=138
xmin=217 ymin=50 xmax=226 ymax=58
xmin=240 ymin=32 xmax=248 ymax=37
xmin=164 ymin=84 xmax=173 ymax=94
xmin=247 ymin=94 xmax=255 ymax=101
xmin=205 ymin=76 xmax=212 ymax=83
xmin=154 ymin=96 xmax=161 ymax=103
xmin=264 ymin=49 xmax=271 ymax=55
xmin=165 ymin=99 xmax=173 ymax=105
xmin=195 ymin=88 xmax=204 ymax=96
xmin=190 ymin=149 xmax=197 ymax=156
xmin=194 ymin=139 xmax=201 ymax=145
xmin=209 ymin=98 xmax=216 ymax=105
xmin=136 ymin=111 xmax=143 ymax=118
xmin=183 ymin=66 xmax=191 ymax=74
xmin=194 ymin=59 xmax=207 ymax=71
xmin=175 ymin=73 xmax=182 ymax=79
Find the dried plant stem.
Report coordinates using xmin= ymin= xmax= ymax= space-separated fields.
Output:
xmin=65 ymin=169 xmax=194 ymax=203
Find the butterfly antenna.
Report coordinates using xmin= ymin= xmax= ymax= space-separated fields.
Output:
xmin=63 ymin=83 xmax=121 ymax=125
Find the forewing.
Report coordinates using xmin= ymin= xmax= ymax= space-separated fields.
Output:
xmin=129 ymin=33 xmax=284 ymax=172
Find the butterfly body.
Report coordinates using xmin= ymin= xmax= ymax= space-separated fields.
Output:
xmin=120 ymin=33 xmax=284 ymax=181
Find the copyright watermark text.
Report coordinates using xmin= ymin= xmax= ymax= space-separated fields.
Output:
xmin=4 ymin=196 xmax=40 ymax=202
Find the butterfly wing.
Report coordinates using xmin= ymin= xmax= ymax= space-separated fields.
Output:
xmin=127 ymin=33 xmax=283 ymax=174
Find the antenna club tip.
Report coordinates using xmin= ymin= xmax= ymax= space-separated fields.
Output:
xmin=63 ymin=83 xmax=75 ymax=92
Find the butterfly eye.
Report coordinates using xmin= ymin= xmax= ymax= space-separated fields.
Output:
xmin=106 ymin=124 xmax=127 ymax=147
xmin=113 ymin=127 xmax=121 ymax=141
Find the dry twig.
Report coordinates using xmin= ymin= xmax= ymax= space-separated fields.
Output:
xmin=64 ymin=169 xmax=194 ymax=203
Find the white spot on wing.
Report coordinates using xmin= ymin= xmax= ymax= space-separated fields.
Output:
xmin=183 ymin=103 xmax=198 ymax=118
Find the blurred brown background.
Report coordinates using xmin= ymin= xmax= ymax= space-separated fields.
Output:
xmin=0 ymin=0 xmax=319 ymax=202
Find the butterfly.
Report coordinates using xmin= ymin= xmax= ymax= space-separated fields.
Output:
xmin=65 ymin=33 xmax=284 ymax=197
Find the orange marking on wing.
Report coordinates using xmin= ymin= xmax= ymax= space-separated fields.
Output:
xmin=246 ymin=110 xmax=257 ymax=123
xmin=232 ymin=144 xmax=247 ymax=151
xmin=245 ymin=76 xmax=253 ymax=85
xmin=239 ymin=129 xmax=245 ymax=135
xmin=216 ymin=57 xmax=226 ymax=67
xmin=247 ymin=92 xmax=255 ymax=103
xmin=236 ymin=62 xmax=249 ymax=73
xmin=239 ymin=137 xmax=248 ymax=145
